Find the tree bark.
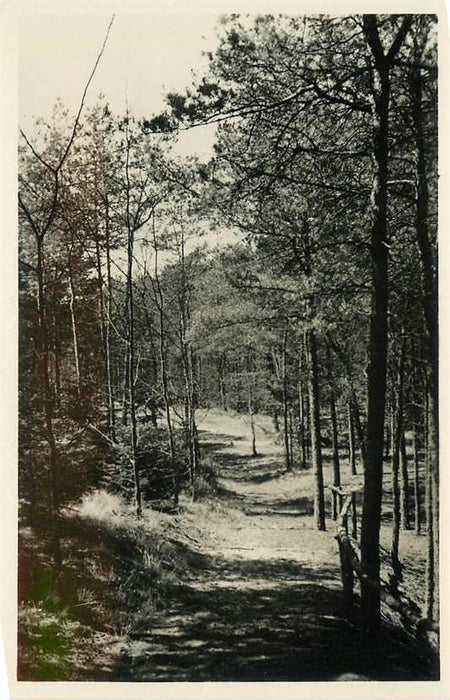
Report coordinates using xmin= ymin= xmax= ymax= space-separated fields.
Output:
xmin=330 ymin=385 xmax=341 ymax=520
xmin=104 ymin=205 xmax=116 ymax=441
xmin=384 ymin=406 xmax=391 ymax=460
xmin=121 ymin=319 xmax=130 ymax=427
xmin=247 ymin=356 xmax=257 ymax=457
xmin=188 ymin=347 xmax=200 ymax=488
xmin=153 ymin=227 xmax=177 ymax=503
xmin=68 ymin=265 xmax=81 ymax=397
xmin=298 ymin=348 xmax=307 ymax=469
xmin=218 ymin=354 xmax=228 ymax=411
xmin=273 ymin=405 xmax=280 ymax=433
xmin=235 ymin=361 xmax=243 ymax=413
xmin=424 ymin=387 xmax=435 ymax=620
xmin=305 ymin=389 xmax=311 ymax=462
xmin=352 ymin=392 xmax=366 ymax=466
xmin=360 ymin=14 xmax=412 ymax=631
xmin=306 ymin=328 xmax=325 ymax=530
xmin=289 ymin=408 xmax=295 ymax=468
xmin=391 ymin=391 xmax=402 ymax=583
xmin=412 ymin=54 xmax=439 ymax=624
xmin=36 ymin=235 xmax=61 ymax=568
xmin=348 ymin=400 xmax=358 ymax=538
xmin=52 ymin=287 xmax=62 ymax=408
xmin=348 ymin=400 xmax=356 ymax=476
xmin=124 ymin=126 xmax=142 ymax=517
xmin=126 ymin=230 xmax=141 ymax=516
xmin=412 ymin=420 xmax=421 ymax=534
xmin=282 ymin=326 xmax=291 ymax=471
xmin=400 ymin=430 xmax=411 ymax=530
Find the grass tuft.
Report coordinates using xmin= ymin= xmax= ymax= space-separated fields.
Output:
xmin=77 ymin=490 xmax=125 ymax=522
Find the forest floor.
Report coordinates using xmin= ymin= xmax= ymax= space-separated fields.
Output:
xmin=114 ymin=409 xmax=436 ymax=682
xmin=18 ymin=409 xmax=437 ymax=682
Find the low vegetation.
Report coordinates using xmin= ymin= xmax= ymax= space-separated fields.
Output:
xmin=17 ymin=12 xmax=438 ymax=681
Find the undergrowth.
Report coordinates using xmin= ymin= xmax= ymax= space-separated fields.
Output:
xmin=18 ymin=487 xmax=209 ymax=680
xmin=18 ymin=446 xmax=241 ymax=680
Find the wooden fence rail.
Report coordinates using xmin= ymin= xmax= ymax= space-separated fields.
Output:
xmin=330 ymin=485 xmax=439 ymax=639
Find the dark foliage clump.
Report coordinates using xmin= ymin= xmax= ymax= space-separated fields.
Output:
xmin=100 ymin=425 xmax=188 ymax=504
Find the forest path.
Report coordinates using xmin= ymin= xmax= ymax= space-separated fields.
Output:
xmin=118 ymin=410 xmax=429 ymax=682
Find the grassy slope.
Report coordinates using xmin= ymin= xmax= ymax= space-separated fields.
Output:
xmin=18 ymin=490 xmax=207 ymax=680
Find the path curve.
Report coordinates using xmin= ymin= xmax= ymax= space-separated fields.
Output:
xmin=118 ymin=410 xmax=432 ymax=682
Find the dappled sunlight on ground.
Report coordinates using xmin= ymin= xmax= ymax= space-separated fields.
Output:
xmin=112 ymin=409 xmax=434 ymax=682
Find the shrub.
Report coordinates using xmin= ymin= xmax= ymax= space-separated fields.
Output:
xmin=100 ymin=424 xmax=189 ymax=503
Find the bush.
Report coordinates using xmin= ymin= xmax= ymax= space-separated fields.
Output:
xmin=100 ymin=424 xmax=188 ymax=504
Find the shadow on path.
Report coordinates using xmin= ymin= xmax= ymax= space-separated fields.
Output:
xmin=116 ymin=419 xmax=436 ymax=682
xmin=119 ymin=550 xmax=432 ymax=682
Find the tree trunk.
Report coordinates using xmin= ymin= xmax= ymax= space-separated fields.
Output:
xmin=196 ymin=354 xmax=202 ymax=407
xmin=412 ymin=58 xmax=439 ymax=624
xmin=426 ymin=384 xmax=438 ymax=622
xmin=298 ymin=351 xmax=307 ymax=469
xmin=121 ymin=332 xmax=129 ymax=427
xmin=348 ymin=400 xmax=358 ymax=538
xmin=235 ymin=362 xmax=243 ymax=413
xmin=306 ymin=329 xmax=325 ymax=530
xmin=348 ymin=400 xmax=356 ymax=476
xmin=424 ymin=388 xmax=435 ymax=620
xmin=305 ymin=389 xmax=311 ymax=462
xmin=391 ymin=392 xmax=402 ymax=583
xmin=360 ymin=26 xmax=388 ymax=631
xmin=299 ymin=389 xmax=307 ymax=470
xmin=360 ymin=15 xmax=411 ymax=630
xmin=95 ymin=211 xmax=116 ymax=443
xmin=159 ymin=313 xmax=176 ymax=498
xmin=384 ymin=406 xmax=391 ymax=460
xmin=150 ymin=357 xmax=159 ymax=428
xmin=124 ymin=128 xmax=142 ymax=518
xmin=126 ymin=229 xmax=141 ymax=517
xmin=218 ymin=355 xmax=228 ymax=411
xmin=189 ymin=347 xmax=200 ymax=487
xmin=140 ymin=282 xmax=159 ymax=430
xmin=247 ymin=359 xmax=257 ymax=457
xmin=104 ymin=210 xmax=116 ymax=442
xmin=36 ymin=236 xmax=61 ymax=568
xmin=330 ymin=386 xmax=341 ymax=520
xmin=121 ymin=251 xmax=131 ymax=428
xmin=400 ymin=430 xmax=411 ymax=530
xmin=412 ymin=421 xmax=421 ymax=534
xmin=177 ymin=223 xmax=201 ymax=492
xmin=282 ymin=327 xmax=291 ymax=472
xmin=95 ymin=234 xmax=106 ymax=366
xmin=52 ymin=290 xmax=62 ymax=408
xmin=179 ymin=305 xmax=195 ymax=490
xmin=289 ymin=408 xmax=294 ymax=468
xmin=153 ymin=230 xmax=177 ymax=504
xmin=68 ymin=266 xmax=81 ymax=397
xmin=273 ymin=405 xmax=280 ymax=433
xmin=352 ymin=392 xmax=366 ymax=466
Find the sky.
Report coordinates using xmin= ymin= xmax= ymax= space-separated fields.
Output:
xmin=18 ymin=11 xmax=221 ymax=158
xmin=17 ymin=7 xmax=243 ymax=265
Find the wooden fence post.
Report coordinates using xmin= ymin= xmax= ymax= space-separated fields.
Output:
xmin=332 ymin=486 xmax=355 ymax=620
xmin=338 ymin=538 xmax=355 ymax=620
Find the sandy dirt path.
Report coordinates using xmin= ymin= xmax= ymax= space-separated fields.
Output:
xmin=118 ymin=410 xmax=432 ymax=682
